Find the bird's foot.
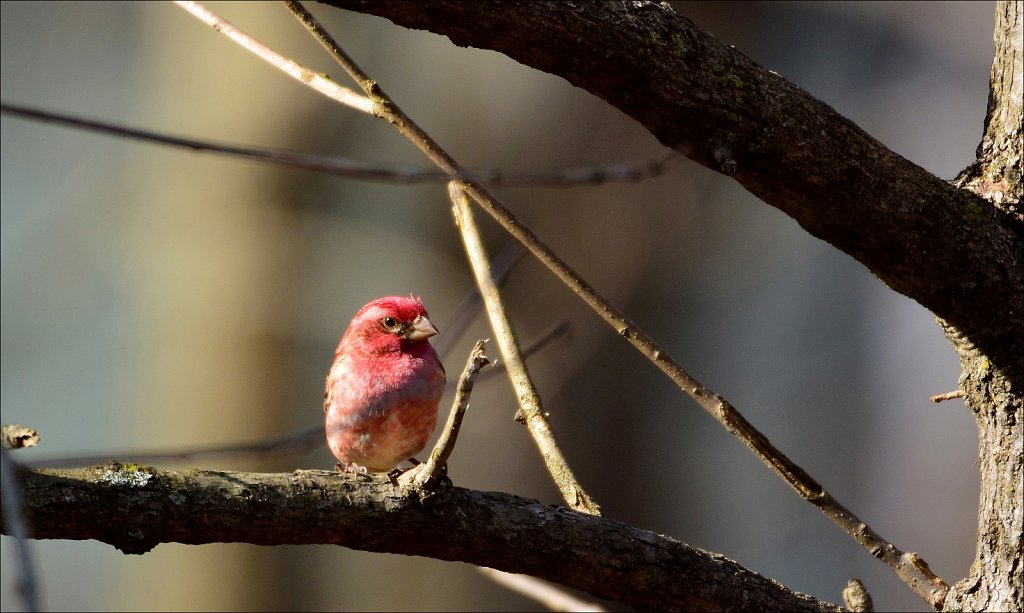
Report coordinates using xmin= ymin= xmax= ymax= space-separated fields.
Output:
xmin=336 ymin=462 xmax=368 ymax=475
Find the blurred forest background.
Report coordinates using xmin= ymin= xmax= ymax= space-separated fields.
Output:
xmin=1 ymin=1 xmax=993 ymax=611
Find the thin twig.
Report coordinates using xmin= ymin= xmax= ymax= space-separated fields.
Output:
xmin=478 ymin=567 xmax=607 ymax=612
xmin=450 ymin=183 xmax=600 ymax=515
xmin=478 ymin=319 xmax=572 ymax=382
xmin=0 ymin=102 xmax=677 ymax=187
xmin=433 ymin=241 xmax=524 ymax=358
xmin=194 ymin=1 xmax=946 ymax=604
xmin=411 ymin=340 xmax=490 ymax=489
xmin=930 ymin=390 xmax=965 ymax=403
xmin=0 ymin=447 xmax=42 ymax=612
xmin=173 ymin=1 xmax=374 ymax=114
xmin=26 ymin=425 xmax=324 ymax=469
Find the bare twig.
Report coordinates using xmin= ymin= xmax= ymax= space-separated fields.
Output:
xmin=449 ymin=183 xmax=600 ymax=515
xmin=174 ymin=1 xmax=374 ymax=114
xmin=433 ymin=241 xmax=524 ymax=358
xmin=26 ymin=425 xmax=324 ymax=469
xmin=0 ymin=102 xmax=676 ymax=187
xmin=0 ymin=447 xmax=42 ymax=612
xmin=410 ymin=340 xmax=490 ymax=489
xmin=478 ymin=319 xmax=572 ymax=382
xmin=184 ymin=0 xmax=946 ymax=604
xmin=478 ymin=567 xmax=606 ymax=612
xmin=929 ymin=390 xmax=965 ymax=403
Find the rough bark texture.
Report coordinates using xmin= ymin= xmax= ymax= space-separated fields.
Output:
xmin=3 ymin=463 xmax=840 ymax=612
xmin=955 ymin=1 xmax=1023 ymax=218
xmin=943 ymin=2 xmax=1024 ymax=612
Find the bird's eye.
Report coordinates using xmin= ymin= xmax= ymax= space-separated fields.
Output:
xmin=381 ymin=316 xmax=400 ymax=331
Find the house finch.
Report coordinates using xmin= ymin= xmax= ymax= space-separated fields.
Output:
xmin=324 ymin=296 xmax=446 ymax=473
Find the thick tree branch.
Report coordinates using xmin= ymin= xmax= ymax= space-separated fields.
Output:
xmin=321 ymin=0 xmax=1023 ymax=390
xmin=2 ymin=464 xmax=840 ymax=612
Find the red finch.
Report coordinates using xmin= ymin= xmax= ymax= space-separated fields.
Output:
xmin=324 ymin=296 xmax=446 ymax=473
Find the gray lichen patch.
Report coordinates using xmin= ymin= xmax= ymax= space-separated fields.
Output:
xmin=98 ymin=464 xmax=154 ymax=488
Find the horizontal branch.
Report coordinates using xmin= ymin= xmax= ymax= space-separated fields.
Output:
xmin=0 ymin=102 xmax=676 ymax=187
xmin=3 ymin=463 xmax=839 ymax=612
xmin=321 ymin=0 xmax=1023 ymax=387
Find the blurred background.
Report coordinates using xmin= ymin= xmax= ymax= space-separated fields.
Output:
xmin=1 ymin=1 xmax=991 ymax=610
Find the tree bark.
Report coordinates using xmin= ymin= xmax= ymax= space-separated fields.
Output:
xmin=3 ymin=463 xmax=839 ymax=612
xmin=943 ymin=2 xmax=1024 ymax=611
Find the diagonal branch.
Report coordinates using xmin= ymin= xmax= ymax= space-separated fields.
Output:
xmin=410 ymin=339 xmax=490 ymax=489
xmin=175 ymin=0 xmax=373 ymax=113
xmin=449 ymin=183 xmax=600 ymax=515
xmin=1 ymin=463 xmax=840 ymax=612
xmin=321 ymin=0 xmax=1023 ymax=391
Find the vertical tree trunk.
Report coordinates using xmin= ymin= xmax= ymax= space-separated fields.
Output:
xmin=944 ymin=2 xmax=1023 ymax=611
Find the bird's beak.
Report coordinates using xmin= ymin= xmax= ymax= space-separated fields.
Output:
xmin=406 ymin=315 xmax=439 ymax=341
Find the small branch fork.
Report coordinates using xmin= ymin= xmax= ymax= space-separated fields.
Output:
xmin=174 ymin=0 xmax=947 ymax=605
xmin=407 ymin=339 xmax=491 ymax=490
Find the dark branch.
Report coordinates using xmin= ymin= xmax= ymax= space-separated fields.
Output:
xmin=319 ymin=0 xmax=1023 ymax=389
xmin=4 ymin=463 xmax=839 ymax=612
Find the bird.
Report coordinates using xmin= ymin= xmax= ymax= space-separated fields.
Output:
xmin=324 ymin=295 xmax=446 ymax=473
